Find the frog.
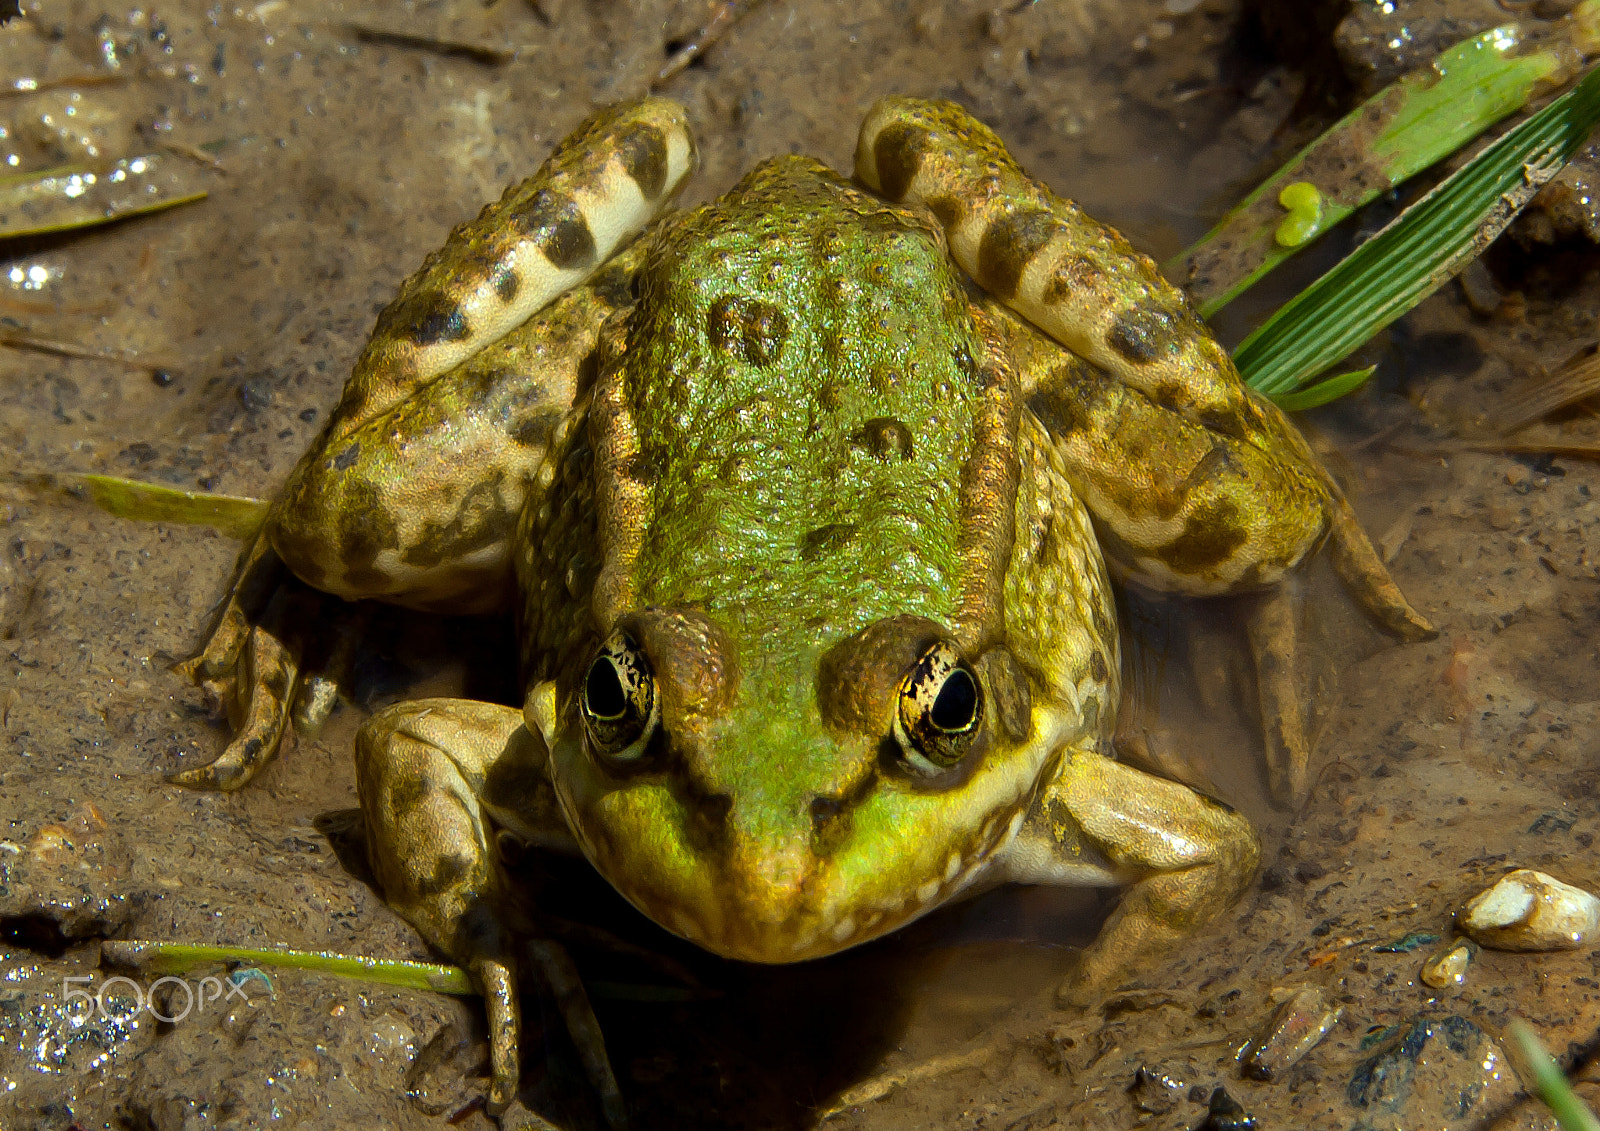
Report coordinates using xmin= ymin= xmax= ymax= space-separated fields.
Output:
xmin=172 ymin=96 xmax=1434 ymax=1126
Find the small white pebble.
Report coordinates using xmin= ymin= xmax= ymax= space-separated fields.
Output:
xmin=1458 ymin=869 xmax=1600 ymax=951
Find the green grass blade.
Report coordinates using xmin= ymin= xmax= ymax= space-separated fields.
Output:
xmin=1236 ymin=62 xmax=1600 ymax=398
xmin=1174 ymin=16 xmax=1586 ymax=314
xmin=0 ymin=153 xmax=207 ymax=239
xmin=101 ymin=940 xmax=476 ymax=995
xmin=18 ymin=471 xmax=268 ymax=538
xmin=1272 ymin=366 xmax=1375 ymax=412
xmin=1506 ymin=1021 xmax=1600 ymax=1131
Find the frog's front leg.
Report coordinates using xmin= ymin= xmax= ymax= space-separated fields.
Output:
xmin=355 ymin=698 xmax=623 ymax=1128
xmin=997 ymin=743 xmax=1260 ymax=1004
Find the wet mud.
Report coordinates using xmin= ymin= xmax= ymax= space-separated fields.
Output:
xmin=2 ymin=0 xmax=1599 ymax=1128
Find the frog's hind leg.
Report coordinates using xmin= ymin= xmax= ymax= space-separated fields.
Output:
xmin=1021 ymin=351 xmax=1343 ymax=805
xmin=329 ymin=96 xmax=694 ymax=440
xmin=995 ymin=744 xmax=1260 ymax=1003
xmin=996 ymin=317 xmax=1396 ymax=804
xmin=174 ymin=248 xmax=645 ymax=790
xmin=854 ymin=96 xmax=1433 ymax=644
xmin=355 ymin=698 xmax=624 ymax=1128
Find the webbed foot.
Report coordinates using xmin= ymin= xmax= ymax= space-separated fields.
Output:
xmin=170 ymin=532 xmax=367 ymax=789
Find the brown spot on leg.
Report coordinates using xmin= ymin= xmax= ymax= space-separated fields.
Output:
xmin=1149 ymin=382 xmax=1191 ymax=412
xmin=377 ymin=290 xmax=471 ymax=347
xmin=619 ymin=123 xmax=669 ymax=200
xmin=417 ymin=851 xmax=477 ymax=897
xmin=1158 ymin=499 xmax=1249 ymax=575
xmin=872 ymin=121 xmax=928 ymax=202
xmin=924 ymin=194 xmax=964 ymax=228
xmin=515 ymin=189 xmax=598 ymax=271
xmin=402 ymin=472 xmax=513 ymax=569
xmin=1042 ymin=254 xmax=1104 ymax=304
xmin=491 ymin=262 xmax=520 ymax=303
xmin=977 ymin=208 xmax=1058 ymax=301
xmin=1029 ymin=363 xmax=1107 ymax=437
xmin=338 ymin=480 xmax=402 ymax=587
xmin=388 ymin=775 xmax=434 ymax=817
xmin=1106 ymin=305 xmax=1181 ymax=366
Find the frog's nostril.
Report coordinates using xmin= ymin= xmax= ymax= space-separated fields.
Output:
xmin=809 ymin=795 xmax=843 ymax=833
xmin=685 ymin=791 xmax=732 ymax=854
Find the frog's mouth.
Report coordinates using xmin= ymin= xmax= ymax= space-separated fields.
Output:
xmin=545 ymin=741 xmax=1039 ymax=965
xmin=594 ymin=818 xmax=1024 ymax=965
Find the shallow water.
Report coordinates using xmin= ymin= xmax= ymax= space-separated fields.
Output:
xmin=3 ymin=1 xmax=1599 ymax=1128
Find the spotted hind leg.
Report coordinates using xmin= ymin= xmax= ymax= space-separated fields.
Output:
xmin=855 ymin=96 xmax=1433 ymax=646
xmin=173 ymin=239 xmax=648 ymax=788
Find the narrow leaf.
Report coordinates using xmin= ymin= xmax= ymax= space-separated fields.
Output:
xmin=0 ymin=153 xmax=207 ymax=239
xmin=1273 ymin=366 xmax=1376 ymax=412
xmin=22 ymin=472 xmax=268 ymax=538
xmin=1175 ymin=18 xmax=1583 ymax=314
xmin=1506 ymin=1021 xmax=1600 ymax=1131
xmin=101 ymin=940 xmax=476 ymax=996
xmin=1237 ymin=62 xmax=1600 ymax=397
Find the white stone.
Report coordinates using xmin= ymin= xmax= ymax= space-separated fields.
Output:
xmin=1458 ymin=869 xmax=1600 ymax=951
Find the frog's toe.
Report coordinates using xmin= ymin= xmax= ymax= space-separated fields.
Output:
xmin=475 ymin=952 xmax=524 ymax=1116
xmin=168 ymin=587 xmax=309 ymax=791
xmin=1324 ymin=482 xmax=1438 ymax=643
xmin=526 ymin=939 xmax=627 ymax=1130
xmin=1244 ymin=587 xmax=1311 ymax=808
xmin=176 ymin=531 xmax=286 ymax=685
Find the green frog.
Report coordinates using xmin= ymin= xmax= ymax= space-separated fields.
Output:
xmin=174 ymin=96 xmax=1432 ymax=1125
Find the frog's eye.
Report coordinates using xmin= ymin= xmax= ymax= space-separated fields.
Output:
xmin=581 ymin=632 xmax=657 ymax=761
xmin=896 ymin=641 xmax=983 ymax=771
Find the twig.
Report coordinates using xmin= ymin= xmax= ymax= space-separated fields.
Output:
xmin=655 ymin=0 xmax=767 ymax=86
xmin=163 ymin=141 xmax=226 ymax=172
xmin=1389 ymin=438 xmax=1600 ymax=460
xmin=1 ymin=73 xmax=127 ymax=97
xmin=343 ymin=22 xmax=515 ymax=65
xmin=0 ymin=330 xmax=176 ymax=373
xmin=1497 ymin=345 xmax=1600 ymax=432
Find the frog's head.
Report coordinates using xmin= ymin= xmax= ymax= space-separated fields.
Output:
xmin=525 ymin=606 xmax=1082 ymax=964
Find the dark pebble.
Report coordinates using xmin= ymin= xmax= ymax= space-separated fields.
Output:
xmin=1195 ymin=1086 xmax=1256 ymax=1130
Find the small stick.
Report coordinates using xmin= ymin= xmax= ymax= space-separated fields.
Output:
xmin=0 ymin=330 xmax=177 ymax=374
xmin=655 ymin=0 xmax=767 ymax=86
xmin=342 ymin=22 xmax=515 ymax=65
xmin=1 ymin=73 xmax=127 ymax=97
xmin=163 ymin=141 xmax=227 ymax=172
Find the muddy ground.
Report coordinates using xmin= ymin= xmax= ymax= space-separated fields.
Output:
xmin=2 ymin=0 xmax=1600 ymax=1128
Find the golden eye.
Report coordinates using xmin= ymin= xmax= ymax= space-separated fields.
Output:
xmin=581 ymin=631 xmax=656 ymax=760
xmin=896 ymin=641 xmax=983 ymax=770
